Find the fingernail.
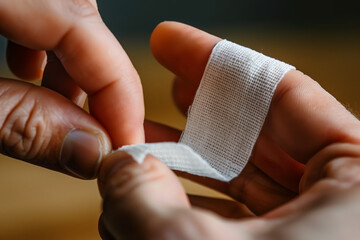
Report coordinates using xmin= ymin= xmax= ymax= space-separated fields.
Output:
xmin=60 ymin=129 xmax=102 ymax=179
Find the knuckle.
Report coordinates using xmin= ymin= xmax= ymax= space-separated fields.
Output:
xmin=0 ymin=91 xmax=51 ymax=163
xmin=301 ymin=143 xmax=360 ymax=192
xmin=324 ymin=157 xmax=360 ymax=184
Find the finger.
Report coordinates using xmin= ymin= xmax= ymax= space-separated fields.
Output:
xmin=0 ymin=77 xmax=111 ymax=179
xmin=171 ymin=73 xmax=305 ymax=193
xmin=264 ymin=70 xmax=360 ymax=163
xmin=42 ymin=51 xmax=86 ymax=106
xmin=251 ymin=132 xmax=305 ymax=193
xmin=98 ymin=151 xmax=189 ymax=205
xmin=178 ymin=162 xmax=297 ymax=215
xmin=151 ymin=21 xmax=221 ymax=86
xmin=150 ymin=22 xmax=303 ymax=195
xmin=228 ymin=162 xmax=297 ymax=215
xmin=188 ymin=194 xmax=255 ymax=219
xmin=6 ymin=41 xmax=87 ymax=106
xmin=300 ymin=143 xmax=360 ymax=193
xmin=0 ymin=0 xmax=144 ymax=147
xmin=6 ymin=41 xmax=46 ymax=81
xmin=265 ymin=171 xmax=360 ymax=220
xmin=144 ymin=119 xmax=181 ymax=143
xmin=173 ymin=76 xmax=197 ymax=115
xmin=150 ymin=21 xmax=360 ymax=164
xmin=153 ymin=98 xmax=304 ymax=194
xmin=98 ymin=151 xmax=190 ymax=239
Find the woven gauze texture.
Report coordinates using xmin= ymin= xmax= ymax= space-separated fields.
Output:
xmin=118 ymin=40 xmax=295 ymax=182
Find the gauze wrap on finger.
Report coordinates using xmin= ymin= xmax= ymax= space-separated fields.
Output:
xmin=117 ymin=40 xmax=295 ymax=182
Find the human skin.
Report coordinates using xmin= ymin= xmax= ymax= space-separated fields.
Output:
xmin=98 ymin=22 xmax=360 ymax=240
xmin=0 ymin=0 xmax=146 ymax=178
xmin=1 ymin=1 xmax=360 ymax=238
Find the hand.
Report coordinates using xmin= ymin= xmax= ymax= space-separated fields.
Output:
xmin=0 ymin=0 xmax=144 ymax=178
xmin=97 ymin=22 xmax=360 ymax=239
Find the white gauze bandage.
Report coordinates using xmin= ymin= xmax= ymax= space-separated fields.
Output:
xmin=117 ymin=40 xmax=295 ymax=182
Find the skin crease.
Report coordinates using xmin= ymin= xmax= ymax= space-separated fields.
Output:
xmin=1 ymin=0 xmax=360 ymax=238
xmin=0 ymin=0 xmax=145 ymax=148
xmin=98 ymin=22 xmax=360 ymax=240
xmin=0 ymin=0 xmax=153 ymax=178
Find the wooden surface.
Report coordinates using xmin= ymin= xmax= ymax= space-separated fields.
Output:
xmin=0 ymin=28 xmax=359 ymax=239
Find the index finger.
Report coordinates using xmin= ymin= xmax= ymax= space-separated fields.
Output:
xmin=0 ymin=0 xmax=144 ymax=147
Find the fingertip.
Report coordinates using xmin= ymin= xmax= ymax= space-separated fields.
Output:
xmin=97 ymin=151 xmax=137 ymax=197
xmin=150 ymin=21 xmax=221 ymax=84
xmin=150 ymin=21 xmax=180 ymax=60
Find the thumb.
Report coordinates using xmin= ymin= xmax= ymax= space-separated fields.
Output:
xmin=98 ymin=151 xmax=189 ymax=239
xmin=0 ymin=77 xmax=111 ymax=179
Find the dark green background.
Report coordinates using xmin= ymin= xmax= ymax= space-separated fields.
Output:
xmin=1 ymin=0 xmax=359 ymax=71
xmin=98 ymin=0 xmax=359 ymax=35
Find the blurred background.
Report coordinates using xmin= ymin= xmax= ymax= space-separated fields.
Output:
xmin=0 ymin=0 xmax=359 ymax=239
